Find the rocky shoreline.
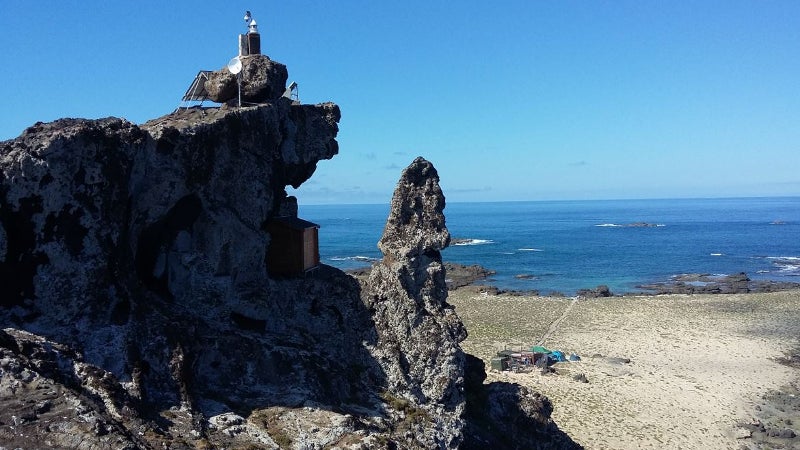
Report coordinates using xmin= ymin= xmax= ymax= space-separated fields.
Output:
xmin=399 ymin=263 xmax=800 ymax=297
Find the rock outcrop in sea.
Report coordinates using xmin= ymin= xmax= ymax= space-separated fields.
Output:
xmin=0 ymin=55 xmax=578 ymax=448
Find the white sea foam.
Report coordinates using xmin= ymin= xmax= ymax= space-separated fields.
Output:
xmin=594 ymin=223 xmax=665 ymax=228
xmin=710 ymin=253 xmax=724 ymax=256
xmin=329 ymin=256 xmax=378 ymax=262
xmin=452 ymin=239 xmax=494 ymax=246
xmin=767 ymin=256 xmax=800 ymax=261
xmin=769 ymin=257 xmax=800 ymax=274
xmin=518 ymin=248 xmax=543 ymax=252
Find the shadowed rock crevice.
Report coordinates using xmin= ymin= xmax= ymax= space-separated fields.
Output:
xmin=134 ymin=193 xmax=202 ymax=297
xmin=0 ymin=194 xmax=48 ymax=307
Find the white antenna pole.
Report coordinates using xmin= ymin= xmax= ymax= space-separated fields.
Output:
xmin=227 ymin=56 xmax=243 ymax=108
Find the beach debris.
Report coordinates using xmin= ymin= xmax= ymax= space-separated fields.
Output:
xmin=491 ymin=346 xmax=581 ymax=373
xmin=549 ymin=350 xmax=568 ymax=363
xmin=572 ymin=373 xmax=589 ymax=383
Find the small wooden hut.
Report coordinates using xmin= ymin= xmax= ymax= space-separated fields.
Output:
xmin=266 ymin=216 xmax=320 ymax=276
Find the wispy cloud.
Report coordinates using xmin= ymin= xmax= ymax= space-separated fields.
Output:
xmin=447 ymin=186 xmax=492 ymax=193
xmin=287 ymin=184 xmax=391 ymax=204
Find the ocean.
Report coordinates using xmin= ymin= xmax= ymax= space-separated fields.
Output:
xmin=298 ymin=197 xmax=800 ymax=295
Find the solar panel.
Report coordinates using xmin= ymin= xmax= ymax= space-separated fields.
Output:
xmin=181 ymin=71 xmax=213 ymax=102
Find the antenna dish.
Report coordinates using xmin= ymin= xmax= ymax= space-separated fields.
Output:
xmin=227 ymin=57 xmax=242 ymax=75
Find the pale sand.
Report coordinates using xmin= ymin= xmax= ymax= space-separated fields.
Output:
xmin=449 ymin=290 xmax=800 ymax=450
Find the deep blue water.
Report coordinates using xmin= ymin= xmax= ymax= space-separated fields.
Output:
xmin=299 ymin=197 xmax=800 ymax=295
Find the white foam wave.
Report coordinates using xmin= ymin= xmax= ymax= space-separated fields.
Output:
xmin=767 ymin=256 xmax=800 ymax=261
xmin=518 ymin=248 xmax=544 ymax=252
xmin=329 ymin=255 xmax=378 ymax=262
xmin=594 ymin=223 xmax=665 ymax=228
xmin=774 ymin=262 xmax=800 ymax=273
xmin=766 ymin=256 xmax=800 ymax=274
xmin=452 ymin=239 xmax=494 ymax=246
xmin=710 ymin=253 xmax=724 ymax=256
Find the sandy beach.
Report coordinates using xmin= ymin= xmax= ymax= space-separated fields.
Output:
xmin=449 ymin=289 xmax=800 ymax=449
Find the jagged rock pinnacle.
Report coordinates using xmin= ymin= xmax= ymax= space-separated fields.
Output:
xmin=365 ymin=157 xmax=467 ymax=448
xmin=378 ymin=156 xmax=450 ymax=260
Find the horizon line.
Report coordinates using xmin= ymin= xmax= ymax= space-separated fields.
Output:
xmin=297 ymin=194 xmax=800 ymax=207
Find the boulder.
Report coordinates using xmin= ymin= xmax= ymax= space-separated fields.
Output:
xmin=463 ymin=379 xmax=580 ymax=449
xmin=204 ymin=54 xmax=289 ymax=104
xmin=577 ymin=284 xmax=613 ymax=298
xmin=444 ymin=262 xmax=496 ymax=289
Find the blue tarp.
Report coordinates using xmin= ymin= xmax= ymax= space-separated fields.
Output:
xmin=548 ymin=350 xmax=567 ymax=363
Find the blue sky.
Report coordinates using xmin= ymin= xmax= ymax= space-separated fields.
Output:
xmin=1 ymin=1 xmax=798 ymax=204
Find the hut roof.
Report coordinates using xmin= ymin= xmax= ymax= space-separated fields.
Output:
xmin=271 ymin=216 xmax=319 ymax=230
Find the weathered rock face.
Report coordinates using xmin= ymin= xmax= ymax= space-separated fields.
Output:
xmin=0 ymin=100 xmax=339 ymax=329
xmin=363 ymin=159 xmax=580 ymax=449
xmin=365 ymin=157 xmax=467 ymax=447
xmin=377 ymin=157 xmax=450 ymax=260
xmin=0 ymin=90 xmax=362 ymax=447
xmin=0 ymin=58 xmax=577 ymax=449
xmin=204 ymin=54 xmax=289 ymax=104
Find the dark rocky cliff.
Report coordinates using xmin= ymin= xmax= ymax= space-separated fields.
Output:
xmin=0 ymin=57 xmax=578 ymax=449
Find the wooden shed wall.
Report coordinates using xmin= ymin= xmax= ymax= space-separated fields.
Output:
xmin=266 ymin=219 xmax=319 ymax=276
